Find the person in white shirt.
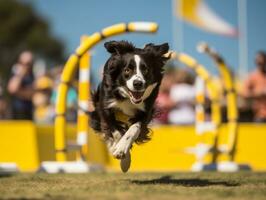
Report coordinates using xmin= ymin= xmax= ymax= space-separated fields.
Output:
xmin=168 ymin=69 xmax=195 ymax=124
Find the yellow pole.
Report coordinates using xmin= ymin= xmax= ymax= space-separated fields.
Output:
xmin=198 ymin=42 xmax=238 ymax=161
xmin=54 ymin=22 xmax=158 ymax=162
xmin=76 ymin=36 xmax=91 ymax=161
xmin=195 ymin=77 xmax=206 ymax=131
xmin=55 ymin=55 xmax=79 ymax=161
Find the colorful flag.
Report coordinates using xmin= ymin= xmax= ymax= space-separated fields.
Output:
xmin=176 ymin=0 xmax=238 ymax=37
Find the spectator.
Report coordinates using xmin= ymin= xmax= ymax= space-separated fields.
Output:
xmin=168 ymin=69 xmax=195 ymax=125
xmin=33 ymin=75 xmax=54 ymax=123
xmin=0 ymin=81 xmax=10 ymax=119
xmin=242 ymin=51 xmax=266 ymax=122
xmin=0 ymin=97 xmax=7 ymax=120
xmin=7 ymin=51 xmax=35 ymax=120
xmin=154 ymin=69 xmax=176 ymax=124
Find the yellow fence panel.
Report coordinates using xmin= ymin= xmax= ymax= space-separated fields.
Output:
xmin=0 ymin=122 xmax=266 ymax=172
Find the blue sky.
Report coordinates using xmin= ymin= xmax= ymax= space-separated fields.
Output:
xmin=23 ymin=0 xmax=266 ymax=82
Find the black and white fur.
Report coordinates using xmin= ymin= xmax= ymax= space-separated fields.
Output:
xmin=90 ymin=40 xmax=169 ymax=172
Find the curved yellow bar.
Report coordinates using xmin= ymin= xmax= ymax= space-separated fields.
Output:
xmin=102 ymin=23 xmax=127 ymax=37
xmin=215 ymin=62 xmax=238 ymax=158
xmin=76 ymin=33 xmax=102 ymax=56
xmin=75 ymin=22 xmax=158 ymax=56
xmin=201 ymin=46 xmax=238 ymax=160
xmin=55 ymin=22 xmax=159 ymax=162
xmin=61 ymin=55 xmax=79 ymax=83
xmin=217 ymin=63 xmax=238 ymax=121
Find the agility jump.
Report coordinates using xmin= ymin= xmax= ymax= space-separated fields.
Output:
xmin=54 ymin=22 xmax=158 ymax=163
xmin=175 ymin=42 xmax=247 ymax=171
xmin=198 ymin=43 xmax=239 ymax=165
xmin=170 ymin=52 xmax=222 ymax=171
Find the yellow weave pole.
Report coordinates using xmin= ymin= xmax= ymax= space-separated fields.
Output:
xmin=195 ymin=76 xmax=206 ymax=131
xmin=54 ymin=22 xmax=158 ymax=162
xmin=76 ymin=36 xmax=91 ymax=161
xmin=198 ymin=42 xmax=238 ymax=161
xmin=55 ymin=56 xmax=78 ymax=161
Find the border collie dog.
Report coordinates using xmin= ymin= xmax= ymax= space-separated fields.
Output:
xmin=90 ymin=40 xmax=169 ymax=172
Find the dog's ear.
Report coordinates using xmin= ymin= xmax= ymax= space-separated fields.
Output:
xmin=144 ymin=43 xmax=169 ymax=56
xmin=104 ymin=40 xmax=135 ymax=55
xmin=144 ymin=43 xmax=170 ymax=64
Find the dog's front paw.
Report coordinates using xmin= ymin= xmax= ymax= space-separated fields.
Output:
xmin=112 ymin=137 xmax=131 ymax=159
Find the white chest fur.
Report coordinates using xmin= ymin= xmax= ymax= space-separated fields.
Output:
xmin=107 ymin=99 xmax=145 ymax=117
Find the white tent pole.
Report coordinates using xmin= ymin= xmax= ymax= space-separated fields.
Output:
xmin=238 ymin=0 xmax=248 ymax=79
xmin=172 ymin=0 xmax=183 ymax=52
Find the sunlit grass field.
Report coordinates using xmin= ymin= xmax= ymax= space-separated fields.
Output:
xmin=1 ymin=172 xmax=266 ymax=200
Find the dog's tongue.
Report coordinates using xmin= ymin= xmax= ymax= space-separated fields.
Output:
xmin=131 ymin=91 xmax=144 ymax=100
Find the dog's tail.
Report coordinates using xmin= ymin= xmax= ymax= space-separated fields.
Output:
xmin=80 ymin=87 xmax=102 ymax=133
xmin=77 ymin=85 xmax=99 ymax=115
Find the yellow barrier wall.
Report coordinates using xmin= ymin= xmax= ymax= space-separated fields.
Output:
xmin=36 ymin=125 xmax=108 ymax=165
xmin=0 ymin=121 xmax=265 ymax=172
xmin=0 ymin=121 xmax=39 ymax=171
xmin=108 ymin=124 xmax=266 ymax=171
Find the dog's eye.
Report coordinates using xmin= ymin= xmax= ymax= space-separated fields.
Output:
xmin=124 ymin=68 xmax=131 ymax=74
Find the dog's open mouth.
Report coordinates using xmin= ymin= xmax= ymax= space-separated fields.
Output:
xmin=128 ymin=90 xmax=144 ymax=104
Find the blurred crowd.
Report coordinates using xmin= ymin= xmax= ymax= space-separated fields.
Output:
xmin=154 ymin=50 xmax=266 ymax=124
xmin=0 ymin=50 xmax=266 ymax=124
xmin=0 ymin=51 xmax=77 ymax=123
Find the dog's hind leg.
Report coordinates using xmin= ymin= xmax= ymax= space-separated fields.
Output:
xmin=113 ymin=122 xmax=141 ymax=159
xmin=107 ymin=130 xmax=123 ymax=154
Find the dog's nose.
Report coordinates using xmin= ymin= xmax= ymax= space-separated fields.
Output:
xmin=133 ymin=80 xmax=144 ymax=90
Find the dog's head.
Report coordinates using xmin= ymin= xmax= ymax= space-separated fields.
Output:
xmin=103 ymin=40 xmax=169 ymax=105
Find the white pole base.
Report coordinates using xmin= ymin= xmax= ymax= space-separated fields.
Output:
xmin=0 ymin=163 xmax=19 ymax=175
xmin=39 ymin=161 xmax=104 ymax=173
xmin=191 ymin=161 xmax=252 ymax=172
xmin=217 ymin=161 xmax=239 ymax=172
xmin=191 ymin=162 xmax=204 ymax=172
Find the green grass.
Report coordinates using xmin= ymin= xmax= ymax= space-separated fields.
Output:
xmin=0 ymin=172 xmax=266 ymax=200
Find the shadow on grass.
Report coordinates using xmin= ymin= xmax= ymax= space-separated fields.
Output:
xmin=0 ymin=174 xmax=13 ymax=178
xmin=131 ymin=175 xmax=240 ymax=187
